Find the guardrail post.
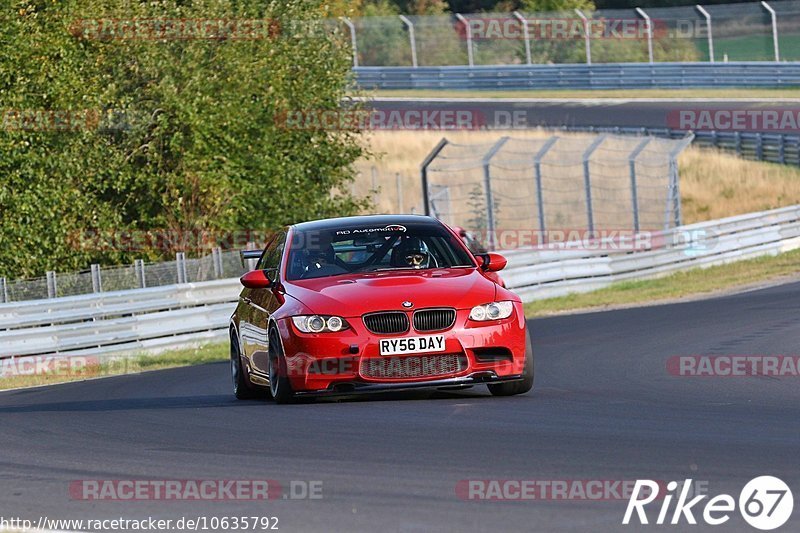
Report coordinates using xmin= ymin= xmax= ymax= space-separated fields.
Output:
xmin=734 ymin=131 xmax=742 ymax=156
xmin=340 ymin=17 xmax=358 ymax=68
xmin=46 ymin=271 xmax=57 ymax=299
xmin=455 ymin=14 xmax=474 ymax=67
xmin=696 ymin=5 xmax=714 ymax=63
xmin=421 ymin=138 xmax=449 ymax=216
xmin=635 ymin=8 xmax=654 ymax=64
xmin=575 ymin=9 xmax=592 ymax=64
xmin=135 ymin=259 xmax=146 ymax=288
xmin=0 ymin=277 xmax=7 ymax=303
xmin=513 ymin=11 xmax=532 ymax=65
xmin=90 ymin=264 xmax=102 ymax=293
xmin=399 ymin=15 xmax=418 ymax=67
xmin=482 ymin=137 xmax=510 ymax=250
xmin=761 ymin=1 xmax=780 ymax=62
xmin=533 ymin=136 xmax=560 ymax=240
xmin=176 ymin=252 xmax=187 ymax=284
xmin=582 ymin=135 xmax=607 ymax=233
xmin=778 ymin=134 xmax=786 ymax=164
xmin=212 ymin=247 xmax=223 ymax=279
xmin=629 ymin=137 xmax=653 ymax=232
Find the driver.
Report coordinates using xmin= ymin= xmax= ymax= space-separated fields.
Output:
xmin=390 ymin=236 xmax=432 ymax=269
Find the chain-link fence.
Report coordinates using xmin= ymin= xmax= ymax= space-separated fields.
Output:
xmin=420 ymin=133 xmax=693 ymax=249
xmin=340 ymin=0 xmax=798 ymax=66
xmin=0 ymin=248 xmax=250 ymax=304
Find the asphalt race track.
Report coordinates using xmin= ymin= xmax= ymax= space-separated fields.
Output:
xmin=368 ymin=97 xmax=800 ymax=132
xmin=2 ymin=281 xmax=800 ymax=532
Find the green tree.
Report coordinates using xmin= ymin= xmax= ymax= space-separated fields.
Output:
xmin=0 ymin=0 xmax=369 ymax=279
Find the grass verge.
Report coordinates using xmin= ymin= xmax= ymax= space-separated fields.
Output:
xmin=524 ymin=248 xmax=800 ymax=317
xmin=0 ymin=342 xmax=227 ymax=391
xmin=370 ymin=88 xmax=800 ymax=100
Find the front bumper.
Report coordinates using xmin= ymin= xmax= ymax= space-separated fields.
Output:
xmin=271 ymin=303 xmax=528 ymax=393
xmin=294 ymin=371 xmax=524 ymax=398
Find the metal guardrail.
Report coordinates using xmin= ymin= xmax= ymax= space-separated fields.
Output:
xmin=557 ymin=126 xmax=800 ymax=166
xmin=2 ymin=205 xmax=800 ymax=359
xmin=502 ymin=204 xmax=800 ymax=301
xmin=354 ymin=63 xmax=800 ymax=90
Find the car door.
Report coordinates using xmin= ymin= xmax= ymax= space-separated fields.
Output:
xmin=244 ymin=231 xmax=286 ymax=375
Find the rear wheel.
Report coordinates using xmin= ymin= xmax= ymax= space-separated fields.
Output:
xmin=231 ymin=332 xmax=258 ymax=400
xmin=268 ymin=327 xmax=295 ymax=404
xmin=488 ymin=327 xmax=534 ymax=397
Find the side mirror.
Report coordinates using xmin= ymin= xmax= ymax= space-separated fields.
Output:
xmin=480 ymin=252 xmax=507 ymax=272
xmin=240 ymin=270 xmax=272 ymax=289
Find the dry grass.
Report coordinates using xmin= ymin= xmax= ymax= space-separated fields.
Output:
xmin=355 ymin=130 xmax=800 ymax=224
xmin=679 ymin=147 xmax=800 ymax=222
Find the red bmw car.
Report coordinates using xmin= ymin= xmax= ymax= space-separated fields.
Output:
xmin=229 ymin=215 xmax=533 ymax=403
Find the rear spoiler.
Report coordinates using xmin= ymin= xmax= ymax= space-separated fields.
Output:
xmin=240 ymin=250 xmax=262 ymax=260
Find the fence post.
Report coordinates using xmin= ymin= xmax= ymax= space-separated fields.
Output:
xmin=761 ymin=1 xmax=780 ymax=62
xmin=399 ymin=15 xmax=418 ymax=67
xmin=396 ymin=172 xmax=404 ymax=213
xmin=482 ymin=137 xmax=510 ymax=251
xmin=575 ymin=9 xmax=592 ymax=65
xmin=0 ymin=277 xmax=7 ymax=303
xmin=756 ymin=132 xmax=764 ymax=160
xmin=512 ymin=11 xmax=532 ymax=65
xmin=533 ymin=136 xmax=560 ymax=240
xmin=90 ymin=264 xmax=102 ymax=293
xmin=135 ymin=259 xmax=146 ymax=288
xmin=176 ymin=252 xmax=187 ymax=284
xmin=455 ymin=14 xmax=474 ymax=67
xmin=666 ymin=133 xmax=695 ymax=229
xmin=635 ymin=8 xmax=654 ymax=64
xmin=696 ymin=5 xmax=714 ymax=63
xmin=213 ymin=247 xmax=224 ymax=278
xmin=582 ymin=135 xmax=607 ymax=234
xmin=420 ymin=138 xmax=449 ymax=216
xmin=46 ymin=271 xmax=57 ymax=299
xmin=629 ymin=137 xmax=653 ymax=233
xmin=341 ymin=17 xmax=358 ymax=68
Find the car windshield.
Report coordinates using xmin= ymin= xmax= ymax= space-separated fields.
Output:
xmin=286 ymin=223 xmax=475 ymax=280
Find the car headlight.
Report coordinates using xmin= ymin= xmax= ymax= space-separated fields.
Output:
xmin=291 ymin=315 xmax=348 ymax=333
xmin=469 ymin=301 xmax=514 ymax=321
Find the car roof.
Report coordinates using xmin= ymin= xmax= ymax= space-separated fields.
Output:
xmin=291 ymin=214 xmax=443 ymax=232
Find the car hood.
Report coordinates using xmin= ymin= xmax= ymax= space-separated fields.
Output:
xmin=285 ymin=268 xmax=497 ymax=317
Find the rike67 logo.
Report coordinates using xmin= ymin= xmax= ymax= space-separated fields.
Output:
xmin=623 ymin=477 xmax=793 ymax=530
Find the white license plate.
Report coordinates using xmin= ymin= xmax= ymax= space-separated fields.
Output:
xmin=379 ymin=335 xmax=446 ymax=356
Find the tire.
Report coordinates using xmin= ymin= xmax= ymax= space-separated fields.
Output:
xmin=231 ymin=332 xmax=259 ymax=400
xmin=268 ymin=327 xmax=295 ymax=404
xmin=488 ymin=327 xmax=534 ymax=397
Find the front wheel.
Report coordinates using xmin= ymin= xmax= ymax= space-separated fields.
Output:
xmin=488 ymin=327 xmax=534 ymax=397
xmin=268 ymin=327 xmax=295 ymax=404
xmin=231 ymin=332 xmax=259 ymax=400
